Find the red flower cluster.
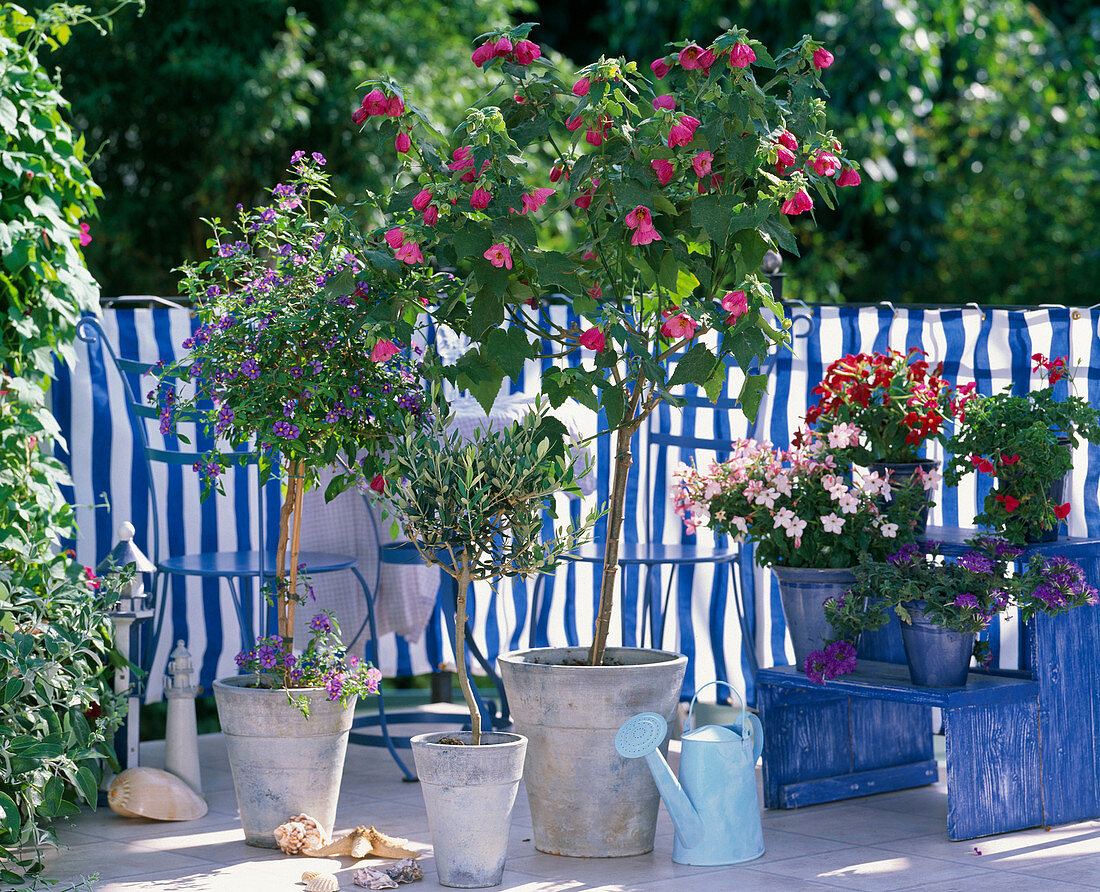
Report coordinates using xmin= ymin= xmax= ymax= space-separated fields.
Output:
xmin=1032 ymin=353 xmax=1068 ymax=385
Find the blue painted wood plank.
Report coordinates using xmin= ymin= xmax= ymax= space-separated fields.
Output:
xmin=921 ymin=526 xmax=1100 ymax=558
xmin=757 ymin=662 xmax=1038 ymax=708
xmin=849 ymin=700 xmax=932 ymax=772
xmin=779 ymin=761 xmax=939 ymax=808
xmin=943 ymin=699 xmax=1043 ymax=840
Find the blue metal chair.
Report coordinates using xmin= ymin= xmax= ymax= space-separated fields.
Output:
xmin=76 ymin=315 xmax=416 ymax=780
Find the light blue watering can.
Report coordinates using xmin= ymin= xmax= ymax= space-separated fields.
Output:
xmin=615 ymin=681 xmax=764 ymax=866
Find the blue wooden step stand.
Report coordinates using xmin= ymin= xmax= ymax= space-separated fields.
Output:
xmin=754 ymin=525 xmax=1100 ymax=840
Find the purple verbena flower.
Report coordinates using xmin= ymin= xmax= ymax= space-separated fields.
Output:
xmin=957 ymin=551 xmax=996 ymax=574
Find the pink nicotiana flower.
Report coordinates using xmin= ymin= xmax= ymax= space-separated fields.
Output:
xmin=660 ymin=308 xmax=698 ymax=339
xmin=395 ymin=241 xmax=423 ymax=264
xmin=652 ymin=94 xmax=676 ymax=111
xmin=651 ymin=57 xmax=671 ymax=79
xmin=729 ymin=43 xmax=756 ymax=68
xmin=79 ymin=223 xmax=92 ymax=246
xmin=573 ymin=77 xmax=591 ymax=97
xmin=837 ymin=167 xmax=862 ymax=188
xmin=781 ymin=189 xmax=814 ymax=216
xmin=668 ymin=115 xmax=701 ymax=148
xmin=722 ymin=290 xmax=749 ymax=324
xmin=692 ymin=151 xmax=713 ymax=177
xmin=370 ymin=340 xmax=401 ymax=363
xmin=470 ymin=187 xmax=493 ymax=210
xmin=412 ymin=189 xmax=434 ymax=211
xmin=383 ymin=227 xmax=405 ymax=249
xmin=395 ymin=131 xmax=412 ymax=153
xmin=514 ymin=40 xmax=541 ymax=65
xmin=811 ymin=152 xmax=841 ymax=177
xmin=678 ymin=44 xmax=706 ymax=69
xmin=484 ymin=243 xmax=513 ymax=269
xmin=579 ymin=327 xmax=606 ymax=353
xmin=651 ymin=158 xmax=675 ymax=185
xmin=813 ymin=47 xmax=835 ymax=70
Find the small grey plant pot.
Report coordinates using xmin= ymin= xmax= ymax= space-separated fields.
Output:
xmin=771 ymin=566 xmax=857 ymax=670
xmin=213 ymin=675 xmax=356 ymax=847
xmin=899 ymin=601 xmax=975 ymax=687
xmin=497 ymin=646 xmax=688 ymax=858
xmin=411 ymin=731 xmax=527 ymax=888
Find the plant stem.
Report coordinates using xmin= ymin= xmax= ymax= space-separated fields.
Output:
xmin=275 ymin=468 xmax=296 ymax=641
xmin=453 ymin=565 xmax=481 ymax=745
xmin=285 ymin=460 xmax=306 ymax=648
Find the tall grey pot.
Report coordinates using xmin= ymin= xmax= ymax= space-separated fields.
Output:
xmin=213 ymin=675 xmax=356 ymax=847
xmin=497 ymin=647 xmax=688 ymax=858
xmin=411 ymin=731 xmax=527 ymax=888
xmin=771 ymin=566 xmax=857 ymax=670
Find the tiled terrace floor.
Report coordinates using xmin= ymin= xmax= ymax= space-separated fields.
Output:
xmin=40 ymin=710 xmax=1100 ymax=891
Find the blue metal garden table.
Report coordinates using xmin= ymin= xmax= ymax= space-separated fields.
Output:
xmin=755 ymin=526 xmax=1100 ymax=840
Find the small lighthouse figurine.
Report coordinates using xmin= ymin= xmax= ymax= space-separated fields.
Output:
xmin=164 ymin=640 xmax=202 ymax=795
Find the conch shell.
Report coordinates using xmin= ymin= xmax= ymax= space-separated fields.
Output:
xmin=306 ymin=826 xmax=419 ymax=860
xmin=107 ymin=767 xmax=207 ymax=821
xmin=352 ymin=867 xmax=397 ymax=889
xmin=305 ymin=874 xmax=340 ymax=892
xmin=274 ymin=814 xmax=327 ymax=854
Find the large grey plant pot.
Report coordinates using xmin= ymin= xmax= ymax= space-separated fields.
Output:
xmin=213 ymin=675 xmax=355 ymax=847
xmin=412 ymin=731 xmax=527 ymax=888
xmin=771 ymin=566 xmax=857 ymax=670
xmin=497 ymin=646 xmax=687 ymax=858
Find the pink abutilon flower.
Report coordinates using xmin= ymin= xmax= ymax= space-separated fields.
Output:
xmin=384 ymin=227 xmax=405 ymax=249
xmin=811 ymin=152 xmax=841 ymax=177
xmin=386 ymin=95 xmax=405 ymax=117
xmin=422 ymin=205 xmax=439 ymax=226
xmin=470 ymin=187 xmax=493 ymax=210
xmin=775 ymin=145 xmax=796 ymax=175
xmin=565 ymin=114 xmax=584 ymax=132
xmin=79 ymin=222 xmax=92 ymax=246
xmin=395 ymin=131 xmax=412 ymax=153
xmin=549 ymin=164 xmax=569 ymax=182
xmin=632 ymin=223 xmax=662 ymax=246
xmin=362 ymin=88 xmax=387 ymax=115
xmin=729 ymin=42 xmax=756 ymax=68
xmin=624 ymin=205 xmax=653 ymax=230
xmin=813 ymin=47 xmax=835 ymax=70
xmin=370 ymin=474 xmax=386 ymax=494
xmin=471 ymin=41 xmax=494 ymax=68
xmin=514 ymin=39 xmax=541 ymax=65
xmin=484 ymin=243 xmax=513 ymax=269
xmin=678 ymin=44 xmax=705 ymax=69
xmin=722 ymin=289 xmax=749 ymax=323
xmin=697 ymin=48 xmax=716 ymax=71
xmin=652 ymin=94 xmax=676 ymax=111
xmin=778 ymin=130 xmax=798 ymax=152
xmin=395 ymin=241 xmax=424 ymax=264
xmin=651 ymin=57 xmax=671 ymax=79
xmin=588 ymin=284 xmax=602 ymax=298
xmin=412 ymin=189 xmax=434 ymax=211
xmin=668 ymin=115 xmax=701 ymax=148
xmin=574 ymin=178 xmax=599 ymax=210
xmin=370 ymin=339 xmax=401 ymax=362
xmin=572 ymin=77 xmax=591 ymax=97
xmin=692 ymin=151 xmax=713 ymax=177
xmin=448 ymin=146 xmax=474 ymax=172
xmin=837 ymin=167 xmax=862 ymax=188
xmin=781 ymin=189 xmax=813 ymax=216
xmin=579 ymin=327 xmax=606 ymax=353
xmin=651 ymin=158 xmax=675 ymax=185
xmin=352 ymin=107 xmax=369 ymax=125
xmin=493 ymin=36 xmax=513 ymax=57
xmin=519 ymin=187 xmax=555 ymax=215
xmin=660 ymin=308 xmax=698 ymax=339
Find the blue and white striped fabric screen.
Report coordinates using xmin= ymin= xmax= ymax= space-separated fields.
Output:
xmin=54 ymin=304 xmax=1100 ymax=703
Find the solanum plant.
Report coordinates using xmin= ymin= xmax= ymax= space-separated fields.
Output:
xmin=355 ymin=23 xmax=858 ymax=664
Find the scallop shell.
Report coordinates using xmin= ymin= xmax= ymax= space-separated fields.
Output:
xmin=301 ymin=870 xmax=323 ymax=883
xmin=353 ymin=867 xmax=397 ymax=889
xmin=107 ymin=767 xmax=208 ymax=821
xmin=275 ymin=814 xmax=327 ymax=854
xmin=305 ymin=874 xmax=340 ymax=892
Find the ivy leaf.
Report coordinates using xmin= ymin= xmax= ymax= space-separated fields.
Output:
xmin=668 ymin=342 xmax=719 ymax=388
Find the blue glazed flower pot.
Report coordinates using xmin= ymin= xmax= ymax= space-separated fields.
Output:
xmin=772 ymin=566 xmax=856 ymax=670
xmin=899 ymin=600 xmax=974 ymax=687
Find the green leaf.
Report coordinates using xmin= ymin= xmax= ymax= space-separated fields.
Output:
xmin=483 ymin=327 xmax=535 ymax=382
xmin=0 ymin=98 xmax=17 ymax=133
xmin=738 ymin=373 xmax=769 ymax=421
xmin=74 ymin=766 xmax=98 ymax=806
xmin=668 ymin=343 xmax=719 ymax=388
xmin=0 ymin=677 xmax=21 ymax=705
xmin=601 ymin=387 xmax=626 ymax=430
xmin=0 ymin=792 xmax=19 ymax=842
xmin=691 ymin=194 xmax=737 ymax=242
xmin=703 ymin=361 xmax=727 ymax=403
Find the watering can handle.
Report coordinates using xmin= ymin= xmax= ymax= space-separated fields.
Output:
xmin=686 ymin=680 xmax=745 ymax=733
xmin=744 ymin=712 xmax=764 ymax=763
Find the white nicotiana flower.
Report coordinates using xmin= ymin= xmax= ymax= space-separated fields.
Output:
xmin=820 ymin=512 xmax=845 ymax=534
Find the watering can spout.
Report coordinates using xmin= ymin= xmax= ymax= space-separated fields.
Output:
xmin=614 ymin=712 xmax=704 ymax=849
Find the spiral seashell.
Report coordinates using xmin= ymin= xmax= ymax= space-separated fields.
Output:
xmin=107 ymin=767 xmax=207 ymax=821
xmin=305 ymin=873 xmax=340 ymax=892
xmin=274 ymin=814 xmax=327 ymax=854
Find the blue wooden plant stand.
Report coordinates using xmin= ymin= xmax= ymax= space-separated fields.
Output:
xmin=756 ymin=526 xmax=1100 ymax=840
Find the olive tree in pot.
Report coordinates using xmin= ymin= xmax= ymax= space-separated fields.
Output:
xmin=386 ymin=404 xmax=597 ymax=887
xmin=354 ymin=21 xmax=855 ymax=856
xmin=160 ymin=156 xmax=441 ymax=846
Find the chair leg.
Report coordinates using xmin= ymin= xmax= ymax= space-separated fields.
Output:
xmin=731 ymin=558 xmax=759 ymax=680
xmin=224 ymin=577 xmax=252 ymax=654
xmin=351 ymin=567 xmax=416 ymax=781
xmin=658 ymin=567 xmax=676 ymax=650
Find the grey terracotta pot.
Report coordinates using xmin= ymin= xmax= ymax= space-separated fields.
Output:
xmin=899 ymin=600 xmax=975 ymax=687
xmin=213 ymin=675 xmax=355 ymax=847
xmin=771 ymin=566 xmax=857 ymax=670
xmin=497 ymin=646 xmax=687 ymax=858
xmin=412 ymin=731 xmax=527 ymax=888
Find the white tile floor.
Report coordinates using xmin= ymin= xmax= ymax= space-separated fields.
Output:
xmin=40 ymin=712 xmax=1100 ymax=891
